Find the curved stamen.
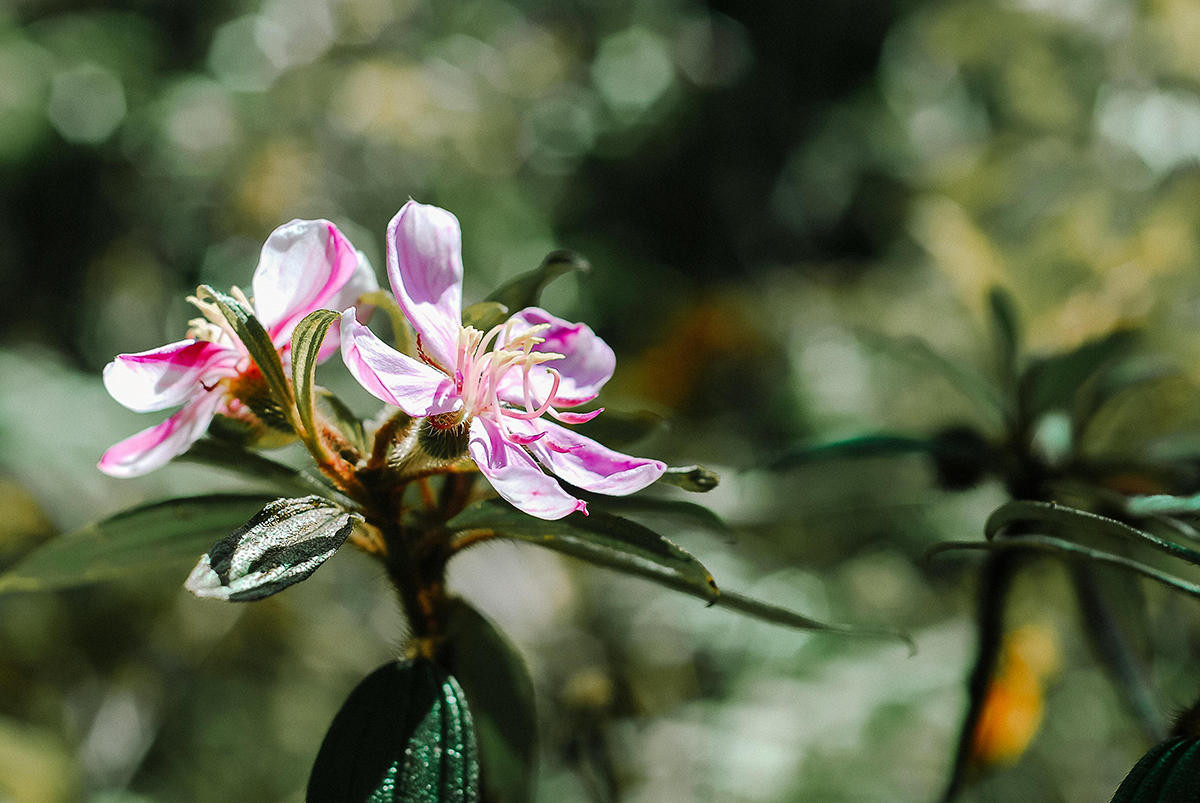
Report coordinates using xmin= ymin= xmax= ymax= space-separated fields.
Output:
xmin=502 ymin=369 xmax=561 ymax=420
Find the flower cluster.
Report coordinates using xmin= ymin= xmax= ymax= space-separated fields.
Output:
xmin=100 ymin=201 xmax=665 ymax=519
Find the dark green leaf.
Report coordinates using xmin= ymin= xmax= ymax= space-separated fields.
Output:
xmin=177 ymin=437 xmax=334 ymax=498
xmin=449 ymin=500 xmax=910 ymax=645
xmin=197 ymin=286 xmax=295 ymax=422
xmin=985 ymin=500 xmax=1200 ymax=567
xmin=461 ymin=301 xmax=510 ymax=332
xmin=572 ymin=408 xmax=665 ymax=448
xmin=1110 ymin=738 xmax=1200 ymax=803
xmin=485 ymin=250 xmax=590 ymax=314
xmin=307 ymin=658 xmax=479 ymax=803
xmin=185 ymin=496 xmax=361 ymax=602
xmin=358 ymin=288 xmax=415 ymax=355
xmin=928 ymin=536 xmax=1200 ymax=600
xmin=317 ymin=389 xmax=368 ymax=456
xmin=448 ymin=498 xmax=719 ymax=603
xmin=578 ymin=494 xmax=735 ymax=543
xmin=0 ymin=494 xmax=279 ymax=594
xmin=770 ymin=434 xmax=935 ymax=471
xmin=1071 ymin=565 xmax=1166 ymax=742
xmin=290 ymin=309 xmax=341 ymax=455
xmin=658 ymin=465 xmax=720 ymax=492
xmin=440 ymin=599 xmax=536 ymax=803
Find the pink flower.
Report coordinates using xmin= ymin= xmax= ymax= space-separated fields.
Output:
xmin=340 ymin=200 xmax=666 ymax=520
xmin=99 ymin=220 xmax=378 ymax=478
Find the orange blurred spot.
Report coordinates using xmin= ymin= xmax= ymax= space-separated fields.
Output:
xmin=970 ymin=623 xmax=1059 ymax=767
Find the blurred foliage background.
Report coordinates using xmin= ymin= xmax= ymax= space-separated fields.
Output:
xmin=6 ymin=0 xmax=1200 ymax=800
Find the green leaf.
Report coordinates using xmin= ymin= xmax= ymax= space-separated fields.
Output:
xmin=1020 ymin=328 xmax=1137 ymax=421
xmin=185 ymin=496 xmax=361 ymax=602
xmin=290 ymin=309 xmax=341 ymax=455
xmin=1127 ymin=492 xmax=1200 ymax=518
xmin=928 ymin=535 xmax=1200 ymax=600
xmin=440 ymin=599 xmax=537 ymax=803
xmin=987 ymin=286 xmax=1020 ymax=385
xmin=1110 ymin=738 xmax=1200 ymax=803
xmin=0 ymin=494 xmax=279 ymax=594
xmin=658 ymin=465 xmax=720 ymax=493
xmin=317 ymin=389 xmax=368 ymax=456
xmin=177 ymin=437 xmax=334 ymax=498
xmin=770 ymin=434 xmax=935 ymax=471
xmin=1071 ymin=565 xmax=1167 ymax=742
xmin=856 ymin=328 xmax=1010 ymax=429
xmin=577 ymin=494 xmax=735 ymax=542
xmin=197 ymin=285 xmax=296 ymax=423
xmin=307 ymin=658 xmax=479 ymax=802
xmin=985 ymin=500 xmax=1200 ymax=568
xmin=448 ymin=498 xmax=719 ymax=603
xmin=461 ymin=301 xmax=510 ymax=332
xmin=358 ymin=288 xmax=415 ymax=356
xmin=572 ymin=408 xmax=665 ymax=448
xmin=449 ymin=500 xmax=910 ymax=646
xmin=485 ymin=250 xmax=590 ymax=314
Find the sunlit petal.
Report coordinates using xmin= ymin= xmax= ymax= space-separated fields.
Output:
xmin=468 ymin=417 xmax=587 ymax=520
xmin=103 ymin=339 xmax=238 ymax=413
xmin=339 ymin=308 xmax=461 ymax=416
xmin=515 ymin=419 xmax=665 ymax=495
xmin=387 ymin=200 xmax=464 ymax=370
xmin=97 ymin=389 xmax=223 ymax=478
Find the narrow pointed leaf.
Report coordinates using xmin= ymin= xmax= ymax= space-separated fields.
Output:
xmin=290 ymin=308 xmax=340 ymax=454
xmin=449 ymin=500 xmax=909 ymax=644
xmin=577 ymin=494 xmax=735 ymax=542
xmin=658 ymin=465 xmax=720 ymax=492
xmin=1071 ymin=565 xmax=1167 ymax=742
xmin=1128 ymin=492 xmax=1200 ymax=517
xmin=448 ymin=498 xmax=719 ymax=602
xmin=485 ymin=250 xmax=590 ymax=313
xmin=0 ymin=494 xmax=279 ymax=594
xmin=357 ymin=288 xmax=415 ymax=355
xmin=197 ymin=285 xmax=296 ymax=422
xmin=185 ymin=496 xmax=361 ymax=602
xmin=307 ymin=659 xmax=479 ymax=803
xmin=178 ymin=437 xmax=335 ymax=498
xmin=461 ymin=301 xmax=509 ymax=332
xmin=770 ymin=434 xmax=934 ymax=470
xmin=856 ymin=328 xmax=1009 ymax=428
xmin=440 ymin=599 xmax=536 ymax=803
xmin=317 ymin=389 xmax=368 ymax=456
xmin=929 ymin=536 xmax=1200 ymax=600
xmin=1020 ymin=328 xmax=1137 ymax=420
xmin=986 ymin=500 xmax=1200 ymax=567
xmin=987 ymin=286 xmax=1020 ymax=385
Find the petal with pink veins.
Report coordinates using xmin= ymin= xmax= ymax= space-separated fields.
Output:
xmin=103 ymin=339 xmax=238 ymax=413
xmin=495 ymin=308 xmax=615 ymax=409
xmin=387 ymin=201 xmax=464 ymax=370
xmin=251 ymin=219 xmax=362 ymax=347
xmin=98 ymin=389 xmax=224 ymax=478
xmin=339 ymin=309 xmax=461 ymax=416
xmin=468 ymin=417 xmax=587 ymax=520
xmin=515 ymin=419 xmax=665 ymax=495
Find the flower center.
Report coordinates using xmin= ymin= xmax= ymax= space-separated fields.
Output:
xmin=451 ymin=319 xmax=565 ymax=426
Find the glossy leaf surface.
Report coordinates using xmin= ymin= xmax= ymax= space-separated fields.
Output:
xmin=186 ymin=495 xmax=360 ymax=602
xmin=441 ymin=599 xmax=537 ymax=803
xmin=307 ymin=659 xmax=479 ymax=803
xmin=1109 ymin=737 xmax=1200 ymax=802
xmin=291 ymin=308 xmax=340 ymax=454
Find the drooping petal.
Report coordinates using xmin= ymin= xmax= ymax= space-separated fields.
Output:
xmin=98 ymin=389 xmax=224 ymax=478
xmin=103 ymin=339 xmax=239 ymax=413
xmin=387 ymin=201 xmax=463 ymax=370
xmin=468 ymin=417 xmax=587 ymax=520
xmin=495 ymin=308 xmax=615 ymax=408
xmin=315 ymin=248 xmax=381 ymax=362
xmin=251 ymin=219 xmax=362 ymax=346
xmin=515 ymin=419 xmax=665 ymax=495
xmin=339 ymin=309 xmax=461 ymax=416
